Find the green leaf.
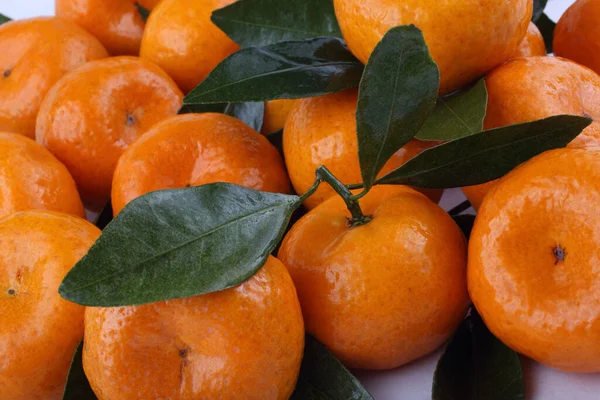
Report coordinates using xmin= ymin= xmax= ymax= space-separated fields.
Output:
xmin=377 ymin=115 xmax=591 ymax=189
xmin=178 ymin=102 xmax=265 ymax=131
xmin=356 ymin=25 xmax=439 ymax=191
xmin=94 ymin=202 xmax=113 ymax=230
xmin=211 ymin=0 xmax=341 ymax=47
xmin=416 ymin=80 xmax=487 ymax=141
xmin=432 ymin=309 xmax=525 ymax=400
xmin=290 ymin=336 xmax=374 ymax=400
xmin=452 ymin=214 xmax=476 ymax=240
xmin=536 ymin=13 xmax=556 ymax=53
xmin=59 ymin=183 xmax=300 ymax=307
xmin=532 ymin=0 xmax=548 ymax=22
xmin=183 ymin=37 xmax=363 ymax=104
xmin=266 ymin=128 xmax=284 ymax=157
xmin=62 ymin=342 xmax=96 ymax=400
xmin=135 ymin=3 xmax=150 ymax=23
xmin=0 ymin=14 xmax=10 ymax=25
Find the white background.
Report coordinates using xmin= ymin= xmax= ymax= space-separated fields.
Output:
xmin=2 ymin=0 xmax=598 ymax=399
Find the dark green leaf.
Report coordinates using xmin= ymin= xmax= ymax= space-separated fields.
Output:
xmin=62 ymin=342 xmax=96 ymax=400
xmin=135 ymin=3 xmax=150 ymax=23
xmin=291 ymin=336 xmax=374 ymax=400
xmin=94 ymin=201 xmax=113 ymax=230
xmin=59 ymin=183 xmax=300 ymax=306
xmin=532 ymin=0 xmax=548 ymax=22
xmin=357 ymin=25 xmax=439 ymax=190
xmin=432 ymin=309 xmax=525 ymax=400
xmin=452 ymin=214 xmax=476 ymax=240
xmin=178 ymin=102 xmax=265 ymax=131
xmin=0 ymin=14 xmax=10 ymax=25
xmin=211 ymin=0 xmax=341 ymax=47
xmin=416 ymin=80 xmax=487 ymax=141
xmin=377 ymin=115 xmax=591 ymax=188
xmin=183 ymin=37 xmax=363 ymax=104
xmin=536 ymin=13 xmax=556 ymax=53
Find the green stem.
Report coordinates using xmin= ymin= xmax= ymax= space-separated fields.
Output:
xmin=346 ymin=182 xmax=364 ymax=191
xmin=316 ymin=166 xmax=371 ymax=226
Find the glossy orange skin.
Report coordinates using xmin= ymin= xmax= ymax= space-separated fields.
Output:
xmin=0 ymin=17 xmax=108 ymax=139
xmin=462 ymin=56 xmax=600 ymax=209
xmin=56 ymin=0 xmax=147 ymax=56
xmin=278 ymin=185 xmax=469 ymax=370
xmin=469 ymin=148 xmax=600 ymax=372
xmin=284 ymin=90 xmax=442 ymax=209
xmin=36 ymin=56 xmax=183 ymax=209
xmin=334 ymin=0 xmax=531 ymax=94
xmin=0 ymin=132 xmax=84 ymax=220
xmin=111 ymin=113 xmax=291 ymax=215
xmin=513 ymin=22 xmax=546 ymax=59
xmin=84 ymin=256 xmax=304 ymax=399
xmin=0 ymin=211 xmax=101 ymax=399
xmin=555 ymin=0 xmax=600 ymax=76
xmin=140 ymin=0 xmax=239 ymax=93
xmin=262 ymin=99 xmax=297 ymax=134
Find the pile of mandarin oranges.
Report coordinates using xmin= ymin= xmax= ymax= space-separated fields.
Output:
xmin=2 ymin=0 xmax=600 ymax=399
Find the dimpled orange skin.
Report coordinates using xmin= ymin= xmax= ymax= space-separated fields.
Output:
xmin=284 ymin=90 xmax=442 ymax=210
xmin=334 ymin=0 xmax=531 ymax=94
xmin=140 ymin=0 xmax=239 ymax=93
xmin=0 ymin=17 xmax=108 ymax=139
xmin=56 ymin=0 xmax=147 ymax=56
xmin=36 ymin=56 xmax=183 ymax=209
xmin=262 ymin=99 xmax=297 ymax=134
xmin=278 ymin=185 xmax=469 ymax=370
xmin=462 ymin=56 xmax=600 ymax=210
xmin=0 ymin=211 xmax=101 ymax=399
xmin=111 ymin=113 xmax=291 ymax=215
xmin=513 ymin=22 xmax=546 ymax=59
xmin=83 ymin=256 xmax=304 ymax=399
xmin=0 ymin=132 xmax=85 ymax=220
xmin=555 ymin=0 xmax=600 ymax=76
xmin=469 ymin=148 xmax=600 ymax=372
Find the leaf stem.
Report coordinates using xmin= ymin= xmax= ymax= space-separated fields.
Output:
xmin=316 ymin=166 xmax=371 ymax=226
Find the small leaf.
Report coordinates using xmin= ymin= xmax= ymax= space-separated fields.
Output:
xmin=452 ymin=214 xmax=476 ymax=240
xmin=416 ymin=80 xmax=488 ymax=141
xmin=432 ymin=308 xmax=525 ymax=400
xmin=357 ymin=25 xmax=439 ymax=191
xmin=377 ymin=115 xmax=591 ymax=188
xmin=211 ymin=0 xmax=341 ymax=47
xmin=536 ymin=13 xmax=556 ymax=53
xmin=532 ymin=0 xmax=548 ymax=22
xmin=135 ymin=3 xmax=150 ymax=23
xmin=59 ymin=183 xmax=300 ymax=306
xmin=183 ymin=37 xmax=363 ymax=104
xmin=0 ymin=14 xmax=10 ymax=25
xmin=62 ymin=342 xmax=95 ymax=400
xmin=178 ymin=102 xmax=265 ymax=131
xmin=290 ymin=335 xmax=374 ymax=400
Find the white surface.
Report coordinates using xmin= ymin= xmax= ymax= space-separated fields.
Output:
xmin=3 ymin=0 xmax=599 ymax=399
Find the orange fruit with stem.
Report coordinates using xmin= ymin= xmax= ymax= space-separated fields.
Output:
xmin=83 ymin=256 xmax=304 ymax=399
xmin=513 ymin=22 xmax=546 ymax=59
xmin=140 ymin=0 xmax=239 ymax=93
xmin=469 ymin=147 xmax=600 ymax=373
xmin=333 ymin=0 xmax=532 ymax=94
xmin=278 ymin=185 xmax=469 ymax=370
xmin=0 ymin=211 xmax=101 ymax=399
xmin=36 ymin=56 xmax=183 ymax=210
xmin=56 ymin=0 xmax=150 ymax=56
xmin=111 ymin=113 xmax=291 ymax=215
xmin=262 ymin=99 xmax=297 ymax=135
xmin=284 ymin=89 xmax=443 ymax=210
xmin=0 ymin=17 xmax=108 ymax=139
xmin=554 ymin=0 xmax=600 ymax=76
xmin=462 ymin=56 xmax=600 ymax=209
xmin=0 ymin=132 xmax=84 ymax=220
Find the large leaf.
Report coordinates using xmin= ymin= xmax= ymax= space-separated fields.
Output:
xmin=432 ymin=309 xmax=525 ymax=400
xmin=416 ymin=80 xmax=487 ymax=141
xmin=62 ymin=342 xmax=95 ymax=400
xmin=212 ymin=0 xmax=341 ymax=47
xmin=532 ymin=0 xmax=548 ymax=22
xmin=291 ymin=336 xmax=374 ymax=400
xmin=178 ymin=102 xmax=265 ymax=131
xmin=183 ymin=37 xmax=363 ymax=104
xmin=356 ymin=25 xmax=439 ymax=190
xmin=536 ymin=13 xmax=556 ymax=53
xmin=377 ymin=115 xmax=591 ymax=188
xmin=59 ymin=183 xmax=300 ymax=306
